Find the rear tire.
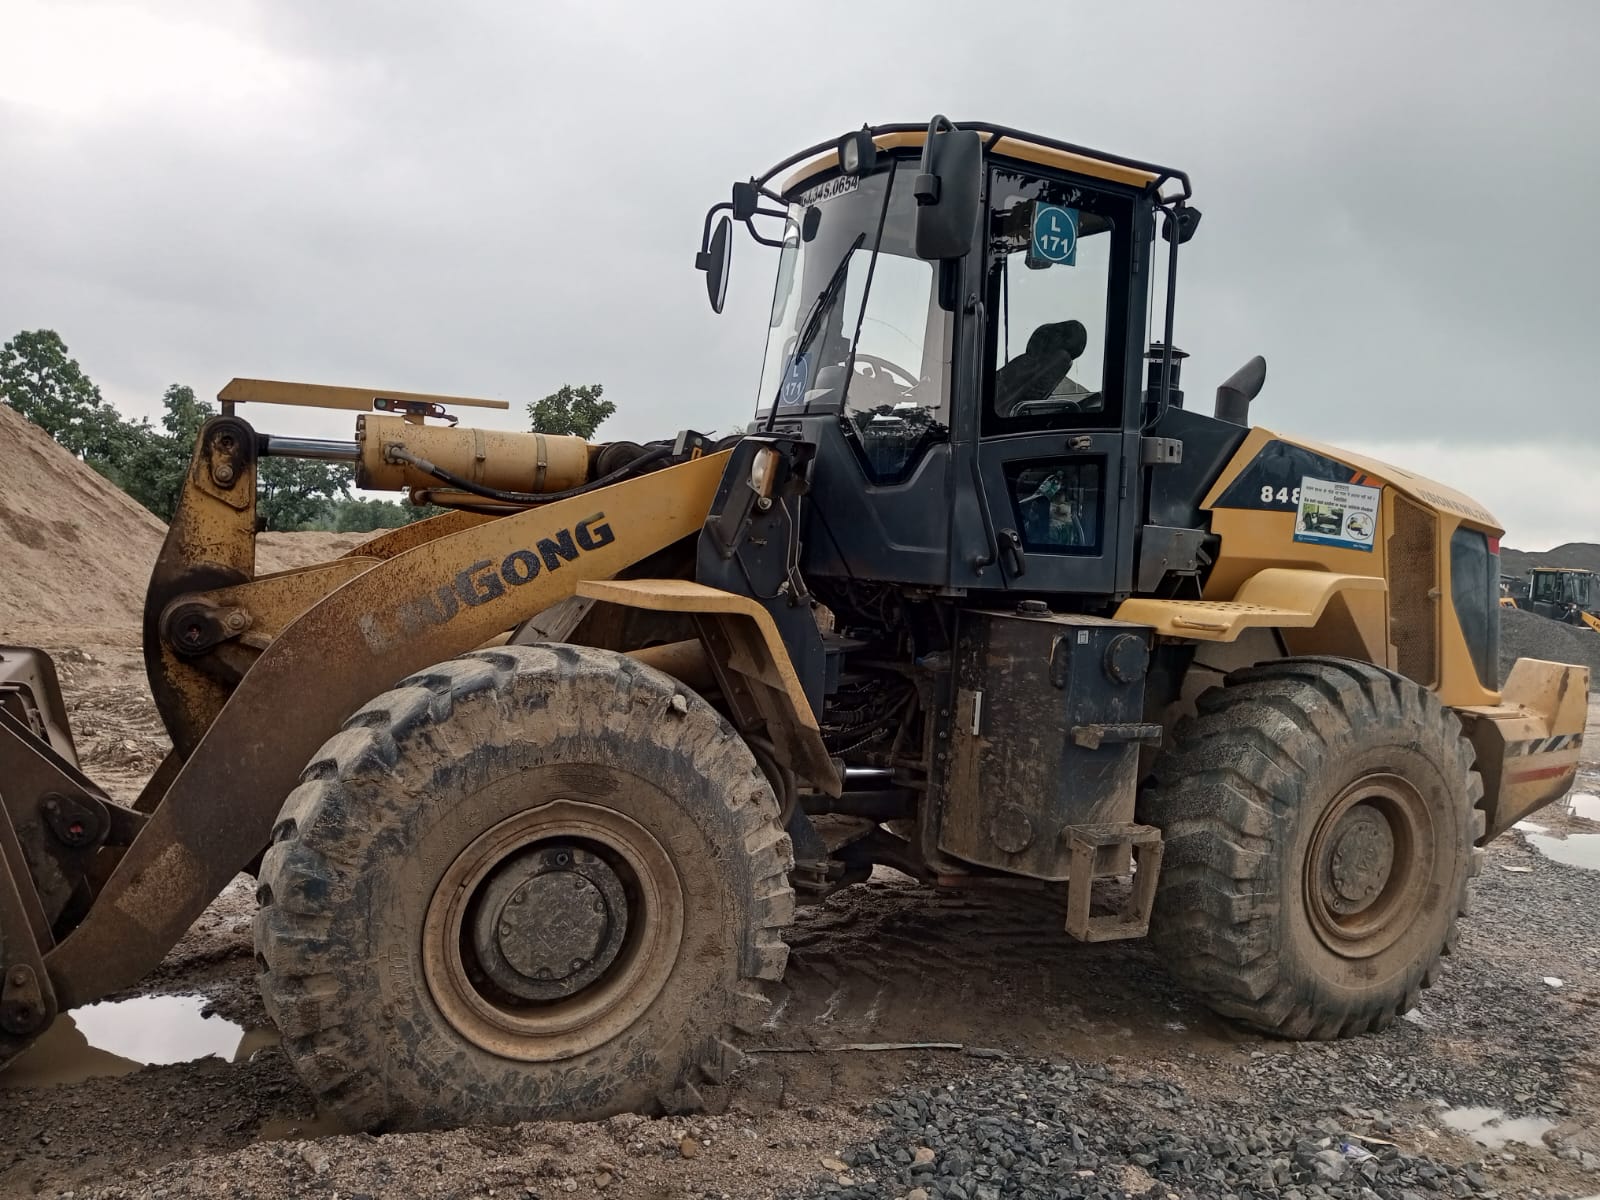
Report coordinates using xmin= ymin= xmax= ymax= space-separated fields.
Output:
xmin=255 ymin=644 xmax=794 ymax=1131
xmin=1139 ymin=657 xmax=1484 ymax=1038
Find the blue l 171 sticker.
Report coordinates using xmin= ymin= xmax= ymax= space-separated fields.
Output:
xmin=1029 ymin=204 xmax=1078 ymax=266
xmin=777 ymin=352 xmax=811 ymax=407
xmin=1293 ymin=477 xmax=1380 ymax=552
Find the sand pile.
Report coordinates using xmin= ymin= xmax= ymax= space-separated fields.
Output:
xmin=0 ymin=403 xmax=166 ymax=637
xmin=0 ymin=404 xmax=378 ymax=640
xmin=256 ymin=531 xmax=380 ymax=574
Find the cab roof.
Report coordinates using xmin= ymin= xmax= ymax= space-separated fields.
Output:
xmin=771 ymin=121 xmax=1190 ymax=203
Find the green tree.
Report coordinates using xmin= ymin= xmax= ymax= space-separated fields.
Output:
xmin=120 ymin=384 xmax=210 ymax=519
xmin=309 ymin=496 xmax=444 ymax=532
xmin=258 ymin=456 xmax=355 ymax=531
xmin=0 ymin=329 xmax=146 ymax=478
xmin=527 ymin=383 xmax=613 ymax=439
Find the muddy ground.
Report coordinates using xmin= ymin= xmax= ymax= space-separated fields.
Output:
xmin=2 ymin=633 xmax=1598 ymax=1199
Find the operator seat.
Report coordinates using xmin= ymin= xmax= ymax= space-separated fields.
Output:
xmin=994 ymin=319 xmax=1088 ymax=417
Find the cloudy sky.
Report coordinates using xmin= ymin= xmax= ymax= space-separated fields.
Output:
xmin=3 ymin=1 xmax=1595 ymax=547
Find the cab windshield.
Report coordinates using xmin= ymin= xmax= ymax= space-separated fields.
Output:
xmin=756 ymin=161 xmax=951 ymax=478
xmin=1531 ymin=571 xmax=1594 ymax=608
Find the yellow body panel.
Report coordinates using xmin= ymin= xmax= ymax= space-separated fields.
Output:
xmin=1198 ymin=425 xmax=1502 ymax=709
xmin=576 ymin=578 xmax=839 ymax=795
xmin=1117 ymin=569 xmax=1386 ymax=663
xmin=1458 ymin=658 xmax=1590 ymax=839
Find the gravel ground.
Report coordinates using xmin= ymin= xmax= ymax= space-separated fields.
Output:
xmin=775 ymin=712 xmax=1600 ymax=1200
xmin=1499 ymin=607 xmax=1600 ymax=686
xmin=1 ymin=689 xmax=1596 ymax=1199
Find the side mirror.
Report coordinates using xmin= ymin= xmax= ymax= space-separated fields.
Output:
xmin=912 ymin=116 xmax=982 ymax=261
xmin=696 ymin=214 xmax=733 ymax=313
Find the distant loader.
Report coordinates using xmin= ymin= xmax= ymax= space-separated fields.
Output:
xmin=1510 ymin=566 xmax=1600 ymax=632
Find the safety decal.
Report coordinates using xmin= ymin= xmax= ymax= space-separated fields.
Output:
xmin=1292 ymin=477 xmax=1380 ymax=553
xmin=1506 ymin=732 xmax=1584 ymax=758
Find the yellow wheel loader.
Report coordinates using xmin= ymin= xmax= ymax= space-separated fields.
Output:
xmin=0 ymin=118 xmax=1588 ymax=1131
xmin=1512 ymin=566 xmax=1600 ymax=632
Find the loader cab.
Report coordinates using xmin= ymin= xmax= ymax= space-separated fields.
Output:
xmin=698 ymin=119 xmax=1196 ymax=600
xmin=1527 ymin=568 xmax=1596 ymax=613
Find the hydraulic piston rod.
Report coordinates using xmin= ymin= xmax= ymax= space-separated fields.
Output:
xmin=260 ymin=435 xmax=361 ymax=462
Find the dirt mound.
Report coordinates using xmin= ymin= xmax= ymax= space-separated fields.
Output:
xmin=0 ymin=403 xmax=165 ymax=638
xmin=256 ymin=531 xmax=378 ymax=574
xmin=1 ymin=403 xmax=383 ymax=639
xmin=1501 ymin=542 xmax=1600 ymax=577
xmin=1500 ymin=605 xmax=1600 ymax=689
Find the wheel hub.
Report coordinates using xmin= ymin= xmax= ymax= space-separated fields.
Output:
xmin=1324 ymin=807 xmax=1395 ymax=914
xmin=1303 ymin=774 xmax=1436 ymax=961
xmin=471 ymin=845 xmax=629 ymax=1001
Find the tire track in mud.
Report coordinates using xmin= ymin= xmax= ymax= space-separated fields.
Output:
xmin=756 ymin=873 xmax=1241 ymax=1060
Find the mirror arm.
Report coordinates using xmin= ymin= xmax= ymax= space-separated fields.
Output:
xmin=697 ymin=201 xmax=733 ymax=258
xmin=913 ymin=114 xmax=958 ymax=206
xmin=1146 ymin=203 xmax=1184 ymax=429
xmin=743 ymin=217 xmax=786 ymax=249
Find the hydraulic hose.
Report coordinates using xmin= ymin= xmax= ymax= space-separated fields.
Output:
xmin=385 ymin=444 xmax=670 ymax=506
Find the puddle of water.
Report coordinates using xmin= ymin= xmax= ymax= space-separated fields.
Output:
xmin=233 ymin=1025 xmax=282 ymax=1063
xmin=1525 ymin=831 xmax=1600 ymax=871
xmin=1568 ymin=791 xmax=1600 ymax=821
xmin=1514 ymin=820 xmax=1550 ymax=834
xmin=1438 ymin=1105 xmax=1555 ymax=1150
xmin=1 ymin=994 xmax=253 ymax=1088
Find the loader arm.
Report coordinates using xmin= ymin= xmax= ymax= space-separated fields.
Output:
xmin=45 ymin=451 xmax=736 ymax=1009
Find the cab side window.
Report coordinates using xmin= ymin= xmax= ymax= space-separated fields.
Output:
xmin=983 ymin=169 xmax=1129 ymax=433
xmin=1004 ymin=460 xmax=1105 ymax=555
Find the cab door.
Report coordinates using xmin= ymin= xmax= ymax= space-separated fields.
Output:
xmin=955 ymin=164 xmax=1146 ymax=597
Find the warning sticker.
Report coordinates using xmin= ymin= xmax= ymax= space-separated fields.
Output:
xmin=1293 ymin=477 xmax=1380 ymax=552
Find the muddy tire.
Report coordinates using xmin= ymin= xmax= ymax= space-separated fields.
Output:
xmin=254 ymin=644 xmax=794 ymax=1131
xmin=1139 ymin=657 xmax=1484 ymax=1038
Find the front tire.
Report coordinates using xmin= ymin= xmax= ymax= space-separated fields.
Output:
xmin=1140 ymin=657 xmax=1484 ymax=1038
xmin=254 ymin=644 xmax=794 ymax=1131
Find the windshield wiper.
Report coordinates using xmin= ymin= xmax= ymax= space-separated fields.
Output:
xmin=765 ymin=232 xmax=864 ymax=429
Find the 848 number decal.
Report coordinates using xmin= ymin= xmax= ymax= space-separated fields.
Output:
xmin=1260 ymin=486 xmax=1301 ymax=506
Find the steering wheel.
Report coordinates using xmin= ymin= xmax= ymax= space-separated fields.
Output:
xmin=850 ymin=353 xmax=923 ymax=394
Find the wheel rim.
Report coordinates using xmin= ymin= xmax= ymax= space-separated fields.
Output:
xmin=1304 ymin=772 xmax=1436 ymax=959
xmin=422 ymin=798 xmax=684 ymax=1062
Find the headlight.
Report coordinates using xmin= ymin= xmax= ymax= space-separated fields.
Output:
xmin=837 ymin=128 xmax=877 ymax=177
xmin=749 ymin=446 xmax=781 ymax=500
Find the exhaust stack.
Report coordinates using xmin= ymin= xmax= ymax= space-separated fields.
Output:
xmin=1214 ymin=356 xmax=1267 ymax=425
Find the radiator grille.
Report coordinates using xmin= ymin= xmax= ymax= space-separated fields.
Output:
xmin=1389 ymin=494 xmax=1438 ymax=685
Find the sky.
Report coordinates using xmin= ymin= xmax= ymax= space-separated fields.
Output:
xmin=2 ymin=0 xmax=1596 ymax=548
